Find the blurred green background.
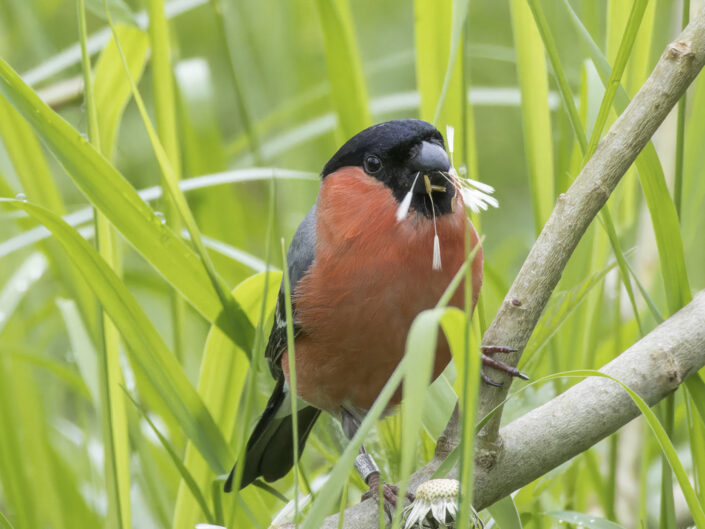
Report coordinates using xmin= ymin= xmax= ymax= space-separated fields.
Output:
xmin=0 ymin=0 xmax=704 ymax=528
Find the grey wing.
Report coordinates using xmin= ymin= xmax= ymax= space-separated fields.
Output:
xmin=265 ymin=204 xmax=317 ymax=379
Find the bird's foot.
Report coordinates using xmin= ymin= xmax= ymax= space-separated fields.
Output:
xmin=361 ymin=471 xmax=415 ymax=518
xmin=481 ymin=345 xmax=529 ymax=387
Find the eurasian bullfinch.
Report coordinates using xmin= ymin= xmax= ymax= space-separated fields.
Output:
xmin=224 ymin=119 xmax=526 ymax=508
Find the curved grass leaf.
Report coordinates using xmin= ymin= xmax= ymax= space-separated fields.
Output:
xmin=93 ymin=24 xmax=149 ymax=158
xmin=103 ymin=3 xmax=253 ymax=355
xmin=314 ymin=0 xmax=371 ymax=139
xmin=509 ymin=0 xmax=554 ymax=234
xmin=1 ymin=198 xmax=232 ymax=474
xmin=172 ymin=271 xmax=280 ymax=529
xmin=0 ymin=511 xmax=15 ymax=529
xmin=559 ymin=0 xmax=691 ymax=314
xmin=0 ymin=56 xmax=253 ymax=350
xmin=124 ymin=390 xmax=215 ymax=523
xmin=488 ymin=495 xmax=523 ymax=529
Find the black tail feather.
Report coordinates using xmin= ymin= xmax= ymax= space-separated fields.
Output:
xmin=224 ymin=378 xmax=321 ymax=492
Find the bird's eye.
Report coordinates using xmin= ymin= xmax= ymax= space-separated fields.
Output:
xmin=364 ymin=155 xmax=382 ymax=174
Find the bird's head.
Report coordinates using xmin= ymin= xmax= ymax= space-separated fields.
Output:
xmin=321 ymin=119 xmax=456 ymax=218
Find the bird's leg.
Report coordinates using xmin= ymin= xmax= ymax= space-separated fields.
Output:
xmin=356 ymin=445 xmax=414 ymax=518
xmin=480 ymin=345 xmax=529 ymax=387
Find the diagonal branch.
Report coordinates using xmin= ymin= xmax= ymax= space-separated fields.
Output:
xmin=301 ymin=5 xmax=705 ymax=528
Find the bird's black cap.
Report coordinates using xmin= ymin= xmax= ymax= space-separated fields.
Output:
xmin=321 ymin=119 xmax=454 ymax=217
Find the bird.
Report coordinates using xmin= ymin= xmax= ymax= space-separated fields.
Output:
xmin=224 ymin=119 xmax=526 ymax=509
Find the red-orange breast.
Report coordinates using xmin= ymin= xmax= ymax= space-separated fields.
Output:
xmin=282 ymin=166 xmax=482 ymax=413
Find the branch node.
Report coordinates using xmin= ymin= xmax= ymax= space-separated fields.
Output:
xmin=667 ymin=40 xmax=695 ymax=61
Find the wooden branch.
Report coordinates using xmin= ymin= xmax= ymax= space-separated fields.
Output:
xmin=300 ymin=5 xmax=705 ymax=528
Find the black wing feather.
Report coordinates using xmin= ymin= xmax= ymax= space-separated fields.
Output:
xmin=265 ymin=204 xmax=317 ymax=378
xmin=225 ymin=211 xmax=319 ymax=492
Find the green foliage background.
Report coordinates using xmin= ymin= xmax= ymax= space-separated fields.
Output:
xmin=0 ymin=0 xmax=704 ymax=528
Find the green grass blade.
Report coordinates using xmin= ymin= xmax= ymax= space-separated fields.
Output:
xmin=525 ymin=0 xmax=644 ymax=336
xmin=0 ymin=511 xmax=15 ymax=529
xmin=281 ymin=238 xmax=301 ymax=524
xmin=209 ymin=0 xmax=263 ymax=164
xmin=125 ymin=390 xmax=215 ymax=523
xmin=586 ymin=0 xmax=648 ymax=158
xmin=429 ymin=0 xmax=470 ymax=125
xmin=1 ymin=198 xmax=232 ymax=474
xmin=0 ymin=55 xmax=253 ymax=350
xmin=145 ymin=0 xmax=187 ymax=362
xmin=314 ymin=0 xmax=371 ymax=139
xmin=0 ymin=311 xmax=39 ymax=529
xmin=509 ymin=0 xmax=554 ymax=234
xmin=685 ymin=374 xmax=705 ymax=425
xmin=520 ymin=258 xmax=619 ymax=370
xmin=414 ymin=0 xmax=464 ymax=133
xmin=172 ymin=272 xmax=280 ymax=529
xmin=560 ymin=0 xmax=691 ymax=314
xmin=685 ymin=388 xmax=705 ymax=499
xmin=78 ymin=2 xmax=131 ymax=527
xmin=93 ymin=24 xmax=149 ymax=159
xmin=392 ymin=307 xmax=449 ymax=529
xmin=9 ymin=347 xmax=92 ymax=400
xmin=0 ymin=88 xmax=97 ymax=334
xmin=675 ymin=0 xmax=690 ymax=218
xmin=103 ymin=2 xmax=253 ymax=355
xmin=488 ymin=495 xmax=523 ymax=529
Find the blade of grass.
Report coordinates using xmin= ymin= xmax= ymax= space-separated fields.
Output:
xmin=102 ymin=1 xmax=253 ymax=355
xmin=78 ymin=4 xmax=131 ymax=529
xmin=172 ymin=272 xmax=280 ymax=529
xmin=1 ymin=198 xmax=232 ymax=473
xmin=586 ymin=0 xmax=648 ymax=159
xmin=0 ymin=88 xmax=97 ymax=335
xmin=685 ymin=389 xmax=705 ymax=498
xmin=0 ymin=56 xmax=253 ymax=349
xmin=414 ymin=0 xmax=464 ymax=134
xmin=456 ymin=226 xmax=482 ymax=529
xmin=488 ymin=495 xmax=523 ymax=529
xmin=222 ymin=175 xmax=277 ymax=526
xmin=0 ymin=351 xmax=38 ymax=529
xmin=210 ymin=0 xmax=263 ymax=164
xmin=0 ymin=168 xmax=317 ymax=260
xmin=509 ymin=0 xmax=554 ymax=234
xmin=675 ymin=0 xmax=690 ymax=218
xmin=145 ymin=0 xmax=187 ymax=363
xmin=281 ymin=238 xmax=301 ymax=525
xmin=313 ymin=0 xmax=371 ymax=139
xmin=0 ymin=511 xmax=15 ymax=529
xmin=124 ymin=390 xmax=215 ymax=523
xmin=428 ymin=0 xmax=470 ymax=126
xmin=93 ymin=24 xmax=149 ymax=159
xmin=560 ymin=0 xmax=691 ymax=314
xmin=9 ymin=347 xmax=91 ymax=400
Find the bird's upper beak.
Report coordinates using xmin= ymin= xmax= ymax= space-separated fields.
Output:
xmin=410 ymin=141 xmax=450 ymax=174
xmin=409 ymin=141 xmax=451 ymax=193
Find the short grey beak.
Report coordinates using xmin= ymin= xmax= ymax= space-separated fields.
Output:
xmin=410 ymin=141 xmax=450 ymax=174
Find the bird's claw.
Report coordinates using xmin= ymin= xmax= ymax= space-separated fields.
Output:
xmin=480 ymin=345 xmax=529 ymax=386
xmin=362 ymin=472 xmax=414 ymax=519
